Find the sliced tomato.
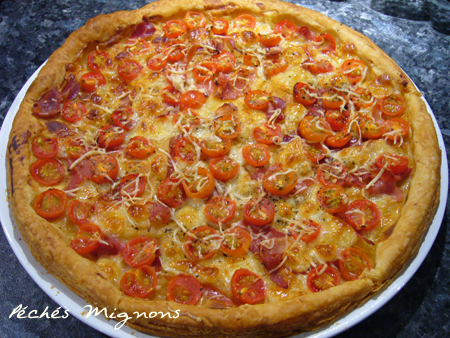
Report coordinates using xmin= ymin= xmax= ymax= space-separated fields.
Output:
xmin=243 ymin=198 xmax=275 ymax=226
xmin=288 ymin=219 xmax=321 ymax=243
xmin=31 ymin=136 xmax=59 ymax=158
xmin=89 ymin=155 xmax=119 ymax=184
xmin=307 ymin=265 xmax=340 ymax=292
xmin=204 ymin=196 xmax=236 ymax=223
xmin=66 ymin=138 xmax=87 ymax=160
xmin=258 ymin=32 xmax=282 ymax=47
xmin=298 ymin=115 xmax=332 ymax=143
xmin=314 ymin=33 xmax=336 ymax=54
xmin=305 ymin=59 xmax=334 ymax=75
xmin=231 ymin=268 xmax=266 ymax=304
xmin=125 ymin=136 xmax=155 ymax=159
xmin=147 ymin=57 xmax=167 ymax=71
xmin=212 ymin=51 xmax=236 ymax=73
xmin=317 ymin=185 xmax=348 ymax=214
xmin=322 ymin=88 xmax=346 ymax=110
xmin=62 ymin=101 xmax=87 ymax=123
xmin=167 ymin=275 xmax=202 ymax=305
xmin=339 ymin=247 xmax=373 ymax=281
xmin=30 ymin=158 xmax=65 ymax=186
xmin=120 ymin=173 xmax=146 ymax=198
xmin=345 ymin=200 xmax=381 ymax=231
xmin=163 ymin=20 xmax=187 ymax=38
xmin=112 ymin=106 xmax=135 ymax=131
xmin=221 ymin=227 xmax=252 ymax=257
xmin=180 ymin=90 xmax=206 ymax=110
xmin=193 ymin=62 xmax=216 ymax=82
xmin=212 ymin=18 xmax=229 ymax=35
xmin=157 ymin=177 xmax=186 ymax=208
xmin=325 ymin=130 xmax=352 ymax=148
xmin=80 ymin=72 xmax=106 ymax=92
xmin=33 ymin=188 xmax=67 ymax=219
xmin=209 ymin=157 xmax=240 ymax=181
xmin=161 ymin=85 xmax=181 ymax=105
xmin=245 ymin=90 xmax=270 ymax=110
xmin=350 ymin=87 xmax=373 ymax=109
xmin=87 ymin=50 xmax=110 ymax=72
xmin=174 ymin=136 xmax=198 ymax=163
xmin=146 ymin=201 xmax=172 ymax=225
xmin=182 ymin=167 xmax=215 ymax=199
xmin=121 ymin=266 xmax=157 ymax=298
xmin=68 ymin=199 xmax=94 ymax=225
xmin=242 ymin=143 xmax=271 ymax=167
xmin=173 ymin=110 xmax=200 ymax=133
xmin=317 ymin=162 xmax=348 ymax=186
xmin=341 ymin=59 xmax=366 ymax=85
xmin=264 ymin=58 xmax=288 ymax=77
xmin=185 ymin=11 xmax=207 ymax=29
xmin=381 ymin=118 xmax=409 ymax=142
xmin=185 ymin=225 xmax=219 ymax=261
xmin=123 ymin=236 xmax=158 ymax=268
xmin=235 ymin=14 xmax=256 ymax=29
xmin=98 ymin=125 xmax=126 ymax=150
xmin=274 ymin=19 xmax=297 ymax=38
xmin=379 ymin=93 xmax=406 ymax=117
xmin=165 ymin=42 xmax=186 ymax=63
xmin=303 ymin=142 xmax=327 ymax=163
xmin=200 ymin=137 xmax=231 ymax=158
xmin=253 ymin=123 xmax=282 ymax=144
xmin=263 ymin=166 xmax=298 ymax=196
xmin=70 ymin=223 xmax=103 ymax=255
xmin=293 ymin=82 xmax=317 ymax=106
xmin=325 ymin=109 xmax=350 ymax=131
xmin=376 ymin=153 xmax=409 ymax=175
xmin=214 ymin=114 xmax=242 ymax=139
xmin=118 ymin=60 xmax=142 ymax=82
xmin=359 ymin=116 xmax=382 ymax=140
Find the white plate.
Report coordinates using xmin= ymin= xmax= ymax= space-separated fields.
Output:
xmin=0 ymin=64 xmax=448 ymax=338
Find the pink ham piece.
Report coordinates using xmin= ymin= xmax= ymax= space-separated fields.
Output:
xmin=32 ymin=87 xmax=62 ymax=118
xmin=130 ymin=19 xmax=155 ymax=39
xmin=60 ymin=75 xmax=80 ymax=101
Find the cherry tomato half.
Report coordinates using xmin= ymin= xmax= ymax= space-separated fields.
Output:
xmin=298 ymin=115 xmax=332 ymax=143
xmin=163 ymin=20 xmax=187 ymax=38
xmin=231 ymin=268 xmax=266 ymax=304
xmin=381 ymin=118 xmax=409 ymax=142
xmin=338 ymin=247 xmax=373 ymax=281
xmin=121 ymin=265 xmax=158 ymax=298
xmin=209 ymin=157 xmax=240 ymax=181
xmin=157 ymin=177 xmax=186 ymax=208
xmin=307 ymin=265 xmax=340 ymax=292
xmin=253 ymin=123 xmax=282 ymax=144
xmin=125 ymin=136 xmax=155 ymax=159
xmin=376 ymin=153 xmax=409 ymax=175
xmin=204 ymin=195 xmax=236 ymax=223
xmin=89 ymin=155 xmax=119 ymax=184
xmin=184 ymin=225 xmax=219 ymax=261
xmin=293 ymin=82 xmax=317 ymax=106
xmin=234 ymin=14 xmax=256 ymax=29
xmin=80 ymin=72 xmax=106 ymax=92
xmin=263 ymin=166 xmax=298 ymax=196
xmin=180 ymin=90 xmax=206 ymax=110
xmin=185 ymin=11 xmax=207 ymax=29
xmin=341 ymin=59 xmax=366 ymax=85
xmin=221 ymin=227 xmax=252 ymax=257
xmin=243 ymin=198 xmax=275 ymax=226
xmin=214 ymin=114 xmax=242 ymax=140
xmin=200 ymin=137 xmax=231 ymax=158
xmin=167 ymin=275 xmax=202 ymax=305
xmin=70 ymin=223 xmax=103 ymax=255
xmin=345 ymin=200 xmax=381 ymax=231
xmin=87 ymin=50 xmax=110 ymax=72
xmin=30 ymin=158 xmax=65 ymax=186
xmin=98 ymin=125 xmax=126 ymax=150
xmin=112 ymin=106 xmax=135 ymax=131
xmin=62 ymin=101 xmax=87 ymax=123
xmin=379 ymin=93 xmax=406 ymax=117
xmin=68 ymin=200 xmax=94 ymax=225
xmin=31 ymin=136 xmax=59 ymax=158
xmin=317 ymin=185 xmax=348 ymax=214
xmin=123 ymin=236 xmax=158 ymax=268
xmin=182 ymin=167 xmax=215 ymax=199
xmin=33 ymin=188 xmax=68 ymax=220
xmin=274 ymin=19 xmax=297 ymax=38
xmin=212 ymin=18 xmax=229 ymax=35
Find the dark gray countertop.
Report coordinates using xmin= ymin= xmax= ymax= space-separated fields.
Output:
xmin=0 ymin=0 xmax=449 ymax=337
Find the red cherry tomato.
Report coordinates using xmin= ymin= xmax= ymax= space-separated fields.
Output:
xmin=185 ymin=11 xmax=207 ymax=29
xmin=118 ymin=60 xmax=142 ymax=82
xmin=345 ymin=200 xmax=381 ymax=231
xmin=317 ymin=162 xmax=348 ymax=186
xmin=305 ymin=59 xmax=334 ymax=75
xmin=80 ymin=72 xmax=106 ymax=92
xmin=112 ymin=106 xmax=135 ymax=131
xmin=231 ymin=268 xmax=266 ymax=304
xmin=212 ymin=52 xmax=236 ymax=73
xmin=263 ymin=166 xmax=298 ymax=196
xmin=212 ymin=18 xmax=229 ymax=35
xmin=322 ymin=88 xmax=346 ymax=110
xmin=274 ymin=20 xmax=297 ymax=38
xmin=221 ymin=227 xmax=252 ymax=257
xmin=68 ymin=199 xmax=94 ymax=225
xmin=157 ymin=177 xmax=186 ymax=208
xmin=243 ymin=198 xmax=275 ymax=226
xmin=180 ymin=90 xmax=206 ymax=110
xmin=204 ymin=196 xmax=236 ymax=223
xmin=161 ymin=85 xmax=181 ymax=105
xmin=173 ymin=136 xmax=198 ymax=163
xmin=376 ymin=153 xmax=409 ymax=174
xmin=298 ymin=115 xmax=332 ymax=143
xmin=253 ymin=123 xmax=282 ymax=144
xmin=70 ymin=223 xmax=104 ymax=255
xmin=235 ymin=14 xmax=256 ymax=29
xmin=325 ymin=109 xmax=350 ymax=131
xmin=293 ymin=82 xmax=317 ymax=106
xmin=31 ymin=136 xmax=59 ymax=158
xmin=66 ymin=138 xmax=87 ymax=160
xmin=182 ymin=167 xmax=215 ymax=199
xmin=258 ymin=32 xmax=282 ymax=47
xmin=193 ymin=62 xmax=216 ymax=82
xmin=381 ymin=118 xmax=409 ymax=142
xmin=123 ymin=236 xmax=158 ymax=268
xmin=121 ymin=266 xmax=158 ymax=298
xmin=98 ymin=125 xmax=126 ymax=150
xmin=379 ymin=93 xmax=406 ymax=117
xmin=163 ymin=20 xmax=187 ymax=38
xmin=200 ymin=137 xmax=231 ymax=158
xmin=33 ymin=188 xmax=67 ymax=219
xmin=147 ymin=57 xmax=167 ymax=71
xmin=120 ymin=173 xmax=146 ymax=198
xmin=62 ymin=101 xmax=87 ymax=123
xmin=314 ymin=33 xmax=336 ymax=54
xmin=30 ymin=158 xmax=65 ymax=186
xmin=325 ymin=130 xmax=352 ymax=148
xmin=87 ymin=50 xmax=110 ymax=72
xmin=184 ymin=225 xmax=219 ymax=261
xmin=167 ymin=275 xmax=202 ymax=305
xmin=339 ymin=247 xmax=373 ymax=281
xmin=341 ymin=59 xmax=366 ymax=85
xmin=317 ymin=185 xmax=348 ymax=214
xmin=209 ymin=156 xmax=240 ymax=181
xmin=264 ymin=58 xmax=288 ymax=77
xmin=125 ymin=136 xmax=155 ymax=159
xmin=242 ymin=143 xmax=271 ymax=167
xmin=214 ymin=114 xmax=242 ymax=140
xmin=89 ymin=155 xmax=119 ymax=184
xmin=307 ymin=265 xmax=341 ymax=292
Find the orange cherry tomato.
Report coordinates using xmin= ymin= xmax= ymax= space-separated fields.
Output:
xmin=70 ymin=223 xmax=103 ymax=255
xmin=231 ymin=268 xmax=266 ymax=304
xmin=258 ymin=32 xmax=282 ymax=47
xmin=147 ymin=57 xmax=167 ymax=71
xmin=98 ymin=125 xmax=126 ymax=150
xmin=274 ymin=19 xmax=297 ymax=38
xmin=30 ymin=158 xmax=65 ymax=186
xmin=242 ymin=143 xmax=271 ymax=167
xmin=288 ymin=219 xmax=321 ymax=243
xmin=174 ymin=136 xmax=198 ymax=163
xmin=341 ymin=59 xmax=366 ymax=85
xmin=317 ymin=162 xmax=348 ymax=186
xmin=245 ymin=90 xmax=270 ymax=110
xmin=180 ymin=90 xmax=206 ymax=110
xmin=381 ymin=118 xmax=409 ymax=142
xmin=345 ymin=200 xmax=381 ymax=231
xmin=89 ymin=155 xmax=119 ymax=184
xmin=118 ymin=60 xmax=142 ymax=82
xmin=167 ymin=275 xmax=202 ymax=305
xmin=212 ymin=51 xmax=236 ymax=73
xmin=298 ymin=115 xmax=332 ymax=143
xmin=182 ymin=167 xmax=215 ymax=199
xmin=325 ymin=109 xmax=350 ymax=131
xmin=200 ymin=137 xmax=231 ymax=158
xmin=87 ymin=50 xmax=110 ymax=72
xmin=204 ymin=196 xmax=236 ymax=223
xmin=66 ymin=138 xmax=87 ymax=160
xmin=214 ymin=114 xmax=242 ymax=139
xmin=185 ymin=11 xmax=207 ymax=29
xmin=33 ymin=188 xmax=67 ymax=220
xmin=62 ymin=101 xmax=87 ymax=123
xmin=263 ymin=166 xmax=298 ymax=196
xmin=303 ymin=142 xmax=327 ymax=163
xmin=322 ymin=88 xmax=346 ymax=110
xmin=80 ymin=72 xmax=106 ymax=92
xmin=253 ymin=123 xmax=282 ymax=144
xmin=121 ymin=265 xmax=157 ymax=298
xmin=359 ymin=116 xmax=382 ymax=140
xmin=235 ymin=14 xmax=256 ymax=29
xmin=379 ymin=93 xmax=406 ymax=116
xmin=161 ymin=85 xmax=181 ymax=105
xmin=375 ymin=153 xmax=409 ymax=174
xmin=221 ymin=227 xmax=252 ymax=257
xmin=112 ymin=106 xmax=135 ymax=131
xmin=125 ymin=136 xmax=156 ymax=159
xmin=212 ymin=18 xmax=229 ymax=35
xmin=184 ymin=225 xmax=219 ymax=261
xmin=314 ymin=33 xmax=336 ymax=54
xmin=122 ymin=236 xmax=158 ymax=268
xmin=31 ymin=136 xmax=59 ymax=158
xmin=325 ymin=130 xmax=352 ymax=148
xmin=307 ymin=265 xmax=340 ymax=292
xmin=120 ymin=173 xmax=146 ymax=198
xmin=293 ymin=82 xmax=317 ymax=106
xmin=163 ymin=20 xmax=187 ymax=38
xmin=157 ymin=177 xmax=186 ymax=208
xmin=68 ymin=199 xmax=94 ymax=225
xmin=339 ymin=247 xmax=373 ymax=281
xmin=350 ymin=87 xmax=373 ymax=109
xmin=305 ymin=59 xmax=334 ymax=75
xmin=317 ymin=185 xmax=348 ymax=214
xmin=243 ymin=198 xmax=275 ymax=226
xmin=264 ymin=58 xmax=288 ymax=77
xmin=193 ymin=62 xmax=216 ymax=82
xmin=209 ymin=156 xmax=240 ymax=181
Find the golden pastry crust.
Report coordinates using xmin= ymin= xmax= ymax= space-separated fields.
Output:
xmin=7 ymin=0 xmax=441 ymax=336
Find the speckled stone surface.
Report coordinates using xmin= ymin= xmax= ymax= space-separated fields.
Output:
xmin=0 ymin=0 xmax=449 ymax=337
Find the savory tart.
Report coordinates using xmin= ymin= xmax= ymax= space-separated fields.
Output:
xmin=7 ymin=0 xmax=441 ymax=336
